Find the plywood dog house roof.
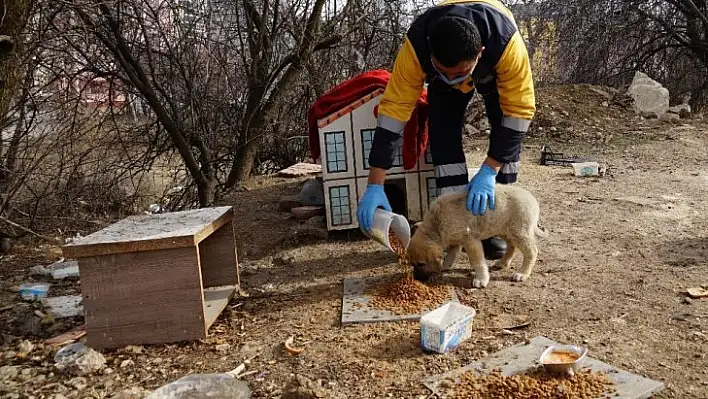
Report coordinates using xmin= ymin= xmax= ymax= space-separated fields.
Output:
xmin=316 ymin=88 xmax=385 ymax=129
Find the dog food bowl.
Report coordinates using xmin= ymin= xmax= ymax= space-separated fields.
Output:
xmin=366 ymin=208 xmax=411 ymax=252
xmin=539 ymin=344 xmax=588 ymax=376
xmin=420 ymin=302 xmax=476 ymax=354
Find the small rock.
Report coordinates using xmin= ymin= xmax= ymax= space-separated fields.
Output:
xmin=669 ymin=104 xmax=691 ymax=118
xmin=239 ymin=341 xmax=263 ymax=359
xmin=641 ymin=111 xmax=659 ymax=119
xmin=660 ymin=112 xmax=680 ymax=123
xmin=152 ymin=357 xmax=163 ymax=364
xmin=282 ymin=375 xmax=330 ymax=399
xmin=18 ymin=340 xmax=34 ymax=354
xmin=104 ymin=367 xmax=114 ymax=375
xmin=120 ymin=359 xmax=135 ymax=369
xmin=465 ymin=124 xmax=480 ymax=136
xmin=299 ymin=179 xmax=325 ymax=206
xmin=54 ymin=343 xmax=106 ymax=376
xmin=124 ymin=345 xmax=144 ymax=354
xmin=69 ymin=376 xmax=88 ymax=390
xmin=683 ymin=297 xmax=693 ymax=305
xmin=4 ymin=350 xmax=17 ymax=359
xmin=274 ymin=253 xmax=296 ymax=266
xmin=215 ymin=343 xmax=231 ymax=353
xmin=602 ymin=101 xmax=609 ymax=107
xmin=550 ymin=126 xmax=558 ymax=132
xmin=293 ymin=220 xmax=328 ymax=241
xmin=0 ymin=365 xmax=20 ymax=380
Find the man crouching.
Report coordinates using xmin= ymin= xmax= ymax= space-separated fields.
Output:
xmin=407 ymin=184 xmax=546 ymax=288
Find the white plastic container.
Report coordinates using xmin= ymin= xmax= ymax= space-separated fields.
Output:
xmin=420 ymin=302 xmax=476 ymax=354
xmin=19 ymin=283 xmax=50 ymax=301
xmin=571 ymin=162 xmax=605 ymax=177
xmin=366 ymin=208 xmax=411 ymax=252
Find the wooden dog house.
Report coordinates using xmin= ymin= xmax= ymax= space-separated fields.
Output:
xmin=62 ymin=206 xmax=240 ymax=349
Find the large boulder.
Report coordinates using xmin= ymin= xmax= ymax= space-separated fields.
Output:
xmin=626 ymin=72 xmax=670 ymax=118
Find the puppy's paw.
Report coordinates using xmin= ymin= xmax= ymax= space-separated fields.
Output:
xmin=511 ymin=272 xmax=529 ymax=282
xmin=472 ymin=272 xmax=490 ymax=288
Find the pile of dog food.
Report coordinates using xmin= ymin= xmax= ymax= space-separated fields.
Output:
xmin=367 ymin=232 xmax=450 ymax=315
xmin=448 ymin=369 xmax=617 ymax=399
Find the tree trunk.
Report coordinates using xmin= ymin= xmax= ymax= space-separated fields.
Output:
xmin=229 ymin=132 xmax=261 ymax=187
xmin=0 ymin=0 xmax=32 ymax=126
xmin=197 ymin=177 xmax=218 ymax=208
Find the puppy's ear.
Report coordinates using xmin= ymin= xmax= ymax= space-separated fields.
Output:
xmin=410 ymin=221 xmax=422 ymax=236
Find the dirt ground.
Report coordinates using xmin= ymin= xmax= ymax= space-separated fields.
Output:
xmin=1 ymin=85 xmax=707 ymax=398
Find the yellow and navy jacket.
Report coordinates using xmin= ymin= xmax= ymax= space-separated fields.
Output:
xmin=369 ymin=0 xmax=536 ymax=169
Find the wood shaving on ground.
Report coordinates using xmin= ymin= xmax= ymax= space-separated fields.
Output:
xmin=284 ymin=335 xmax=304 ymax=355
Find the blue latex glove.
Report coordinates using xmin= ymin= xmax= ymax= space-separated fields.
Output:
xmin=467 ymin=164 xmax=497 ymax=216
xmin=356 ymin=184 xmax=392 ymax=233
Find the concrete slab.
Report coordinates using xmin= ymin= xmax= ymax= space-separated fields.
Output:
xmin=422 ymin=336 xmax=665 ymax=399
xmin=341 ymin=275 xmax=457 ymax=325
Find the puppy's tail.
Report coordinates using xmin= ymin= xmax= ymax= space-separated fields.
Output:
xmin=535 ymin=225 xmax=548 ymax=239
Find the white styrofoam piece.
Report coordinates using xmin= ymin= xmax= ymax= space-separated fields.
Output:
xmin=422 ymin=336 xmax=665 ymax=399
xmin=43 ymin=295 xmax=84 ymax=318
xmin=48 ymin=260 xmax=80 ymax=279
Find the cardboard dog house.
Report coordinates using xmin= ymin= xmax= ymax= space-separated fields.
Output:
xmin=313 ymin=88 xmax=438 ymax=231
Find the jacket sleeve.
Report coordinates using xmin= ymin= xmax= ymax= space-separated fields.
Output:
xmin=369 ymin=38 xmax=426 ymax=170
xmin=487 ymin=31 xmax=536 ymax=164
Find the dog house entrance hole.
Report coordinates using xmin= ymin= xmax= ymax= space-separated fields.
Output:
xmin=384 ymin=178 xmax=407 ymax=219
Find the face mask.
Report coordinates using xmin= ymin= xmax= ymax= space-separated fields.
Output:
xmin=431 ymin=62 xmax=473 ymax=86
xmin=436 ymin=73 xmax=470 ymax=86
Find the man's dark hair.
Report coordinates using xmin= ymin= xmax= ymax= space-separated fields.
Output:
xmin=428 ymin=16 xmax=482 ymax=67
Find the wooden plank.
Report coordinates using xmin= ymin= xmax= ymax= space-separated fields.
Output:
xmin=62 ymin=206 xmax=233 ymax=258
xmin=79 ymin=246 xmax=206 ymax=349
xmin=199 ymin=221 xmax=239 ymax=288
xmin=277 ymin=162 xmax=322 ymax=177
xmin=203 ymin=285 xmax=237 ymax=329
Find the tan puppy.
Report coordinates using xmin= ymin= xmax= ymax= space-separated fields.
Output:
xmin=407 ymin=184 xmax=546 ymax=288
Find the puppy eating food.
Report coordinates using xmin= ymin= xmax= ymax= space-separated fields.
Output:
xmin=407 ymin=184 xmax=546 ymax=288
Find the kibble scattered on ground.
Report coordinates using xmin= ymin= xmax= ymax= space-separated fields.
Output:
xmin=367 ymin=232 xmax=451 ymax=315
xmin=446 ymin=368 xmax=617 ymax=399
